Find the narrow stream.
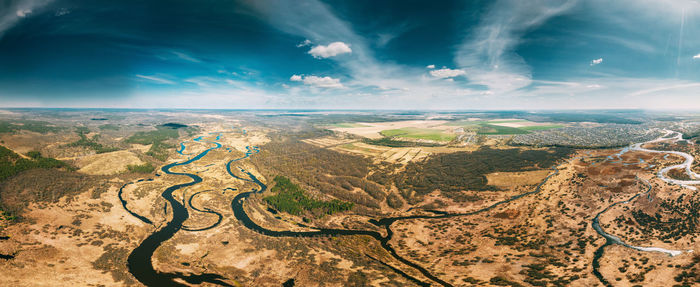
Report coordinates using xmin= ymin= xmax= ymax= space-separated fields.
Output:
xmin=590 ymin=129 xmax=695 ymax=286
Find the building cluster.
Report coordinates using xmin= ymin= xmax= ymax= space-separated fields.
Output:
xmin=510 ymin=124 xmax=663 ymax=148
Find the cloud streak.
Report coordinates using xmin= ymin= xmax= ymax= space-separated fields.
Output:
xmin=456 ymin=0 xmax=578 ymax=94
xmin=135 ymin=74 xmax=176 ymax=85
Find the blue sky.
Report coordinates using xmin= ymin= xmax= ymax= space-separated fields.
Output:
xmin=0 ymin=0 xmax=699 ymax=109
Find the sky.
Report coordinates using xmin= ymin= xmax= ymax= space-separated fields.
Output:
xmin=0 ymin=0 xmax=699 ymax=110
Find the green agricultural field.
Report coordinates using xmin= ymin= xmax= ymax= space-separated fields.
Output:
xmin=476 ymin=124 xmax=530 ymax=135
xmin=331 ymin=123 xmax=369 ymax=128
xmin=520 ymin=124 xmax=564 ymax=131
xmin=445 ymin=120 xmax=488 ymax=126
xmin=380 ymin=127 xmax=455 ymax=141
xmin=446 ymin=119 xmax=526 ymax=126
xmin=486 ymin=119 xmax=528 ymax=124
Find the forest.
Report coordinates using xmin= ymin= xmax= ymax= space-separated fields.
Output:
xmin=124 ymin=125 xmax=181 ymax=161
xmin=264 ymin=176 xmax=354 ymax=217
xmin=252 ymin=133 xmax=574 ymax=210
xmin=67 ymin=127 xmax=119 ymax=154
xmin=0 ymin=146 xmax=86 ymax=219
xmin=251 ymin=137 xmax=385 ymax=212
xmin=388 ymin=146 xmax=573 ymax=201
xmin=0 ymin=146 xmax=69 ymax=181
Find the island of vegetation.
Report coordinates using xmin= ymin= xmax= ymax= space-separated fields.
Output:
xmin=264 ymin=176 xmax=354 ymax=217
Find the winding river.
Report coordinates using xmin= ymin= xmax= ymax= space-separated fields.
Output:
xmin=225 ymin=146 xmax=563 ymax=287
xmin=126 ymin=134 xmax=233 ymax=287
xmin=124 ymin=127 xmax=698 ymax=287
xmin=123 ymin=128 xmax=568 ymax=287
xmin=590 ymin=129 xmax=696 ymax=286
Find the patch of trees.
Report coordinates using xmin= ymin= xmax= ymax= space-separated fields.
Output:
xmin=1 ymin=168 xmax=95 ymax=218
xmin=667 ymin=168 xmax=693 ymax=180
xmin=67 ymin=127 xmax=119 ymax=153
xmin=390 ymin=146 xmax=573 ymax=200
xmin=159 ymin=122 xmax=188 ymax=129
xmin=250 ymin=139 xmax=386 ymax=210
xmin=0 ymin=120 xmax=61 ymax=134
xmin=124 ymin=126 xmax=181 ymax=161
xmin=489 ymin=276 xmax=524 ymax=287
xmin=628 ymin=194 xmax=700 ymax=241
xmin=264 ymin=176 xmax=353 ymax=217
xmin=530 ymin=112 xmax=642 ymax=124
xmin=98 ymin=124 xmax=120 ymax=131
xmin=92 ymin=243 xmax=137 ymax=285
xmin=127 ymin=163 xmax=155 ymax=173
xmin=253 ymin=137 xmax=573 ymax=209
xmin=386 ymin=192 xmax=404 ymax=209
xmin=0 ymin=147 xmax=74 ymax=218
xmin=673 ymin=254 xmax=700 ymax=286
xmin=682 ymin=129 xmax=700 ymax=140
xmin=0 ymin=146 xmax=69 ymax=181
xmin=632 ymin=206 xmax=698 ymax=241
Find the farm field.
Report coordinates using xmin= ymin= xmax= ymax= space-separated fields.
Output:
xmin=380 ymin=127 xmax=456 ymax=142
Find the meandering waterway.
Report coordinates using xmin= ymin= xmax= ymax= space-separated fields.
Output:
xmin=590 ymin=129 xmax=696 ymax=286
xmin=124 ymin=127 xmax=698 ymax=287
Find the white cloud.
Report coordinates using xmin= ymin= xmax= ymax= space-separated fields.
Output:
xmin=302 ymin=76 xmax=344 ymax=88
xmin=590 ymin=58 xmax=603 ymax=66
xmin=694 ymin=53 xmax=700 ymax=59
xmin=296 ymin=39 xmax=312 ymax=47
xmin=426 ymin=64 xmax=435 ymax=69
xmin=308 ymin=42 xmax=352 ymax=58
xmin=16 ymin=9 xmax=32 ymax=17
xmin=290 ymin=75 xmax=343 ymax=88
xmin=135 ymin=74 xmax=176 ymax=85
xmin=429 ymin=68 xmax=466 ymax=79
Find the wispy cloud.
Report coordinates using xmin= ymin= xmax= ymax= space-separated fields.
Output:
xmin=694 ymin=53 xmax=700 ymax=59
xmin=456 ymin=0 xmax=578 ymax=94
xmin=426 ymin=64 xmax=435 ymax=69
xmin=590 ymin=58 xmax=603 ymax=66
xmin=296 ymin=39 xmax=312 ymax=47
xmin=171 ymin=51 xmax=201 ymax=63
xmin=627 ymin=82 xmax=700 ymax=97
xmin=135 ymin=74 xmax=176 ymax=85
